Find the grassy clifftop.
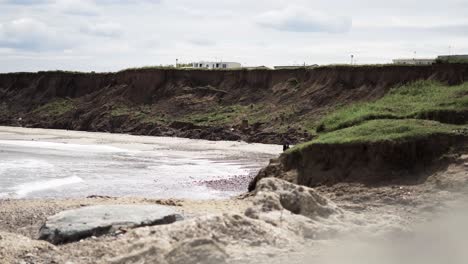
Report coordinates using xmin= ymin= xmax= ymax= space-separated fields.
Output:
xmin=290 ymin=81 xmax=468 ymax=151
xmin=318 ymin=80 xmax=468 ymax=132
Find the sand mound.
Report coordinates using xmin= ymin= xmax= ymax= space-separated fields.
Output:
xmin=69 ymin=178 xmax=346 ymax=263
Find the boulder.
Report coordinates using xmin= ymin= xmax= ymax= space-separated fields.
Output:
xmin=39 ymin=205 xmax=183 ymax=245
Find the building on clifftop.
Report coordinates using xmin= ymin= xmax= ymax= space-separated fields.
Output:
xmin=191 ymin=61 xmax=242 ymax=69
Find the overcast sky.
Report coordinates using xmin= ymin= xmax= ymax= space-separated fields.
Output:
xmin=1 ymin=0 xmax=468 ymax=72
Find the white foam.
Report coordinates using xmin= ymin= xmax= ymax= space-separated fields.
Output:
xmin=11 ymin=176 xmax=84 ymax=198
xmin=0 ymin=140 xmax=127 ymax=153
xmin=0 ymin=159 xmax=54 ymax=175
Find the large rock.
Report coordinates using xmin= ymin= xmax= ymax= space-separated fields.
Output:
xmin=39 ymin=205 xmax=183 ymax=245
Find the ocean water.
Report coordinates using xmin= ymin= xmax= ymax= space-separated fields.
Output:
xmin=0 ymin=137 xmax=279 ymax=199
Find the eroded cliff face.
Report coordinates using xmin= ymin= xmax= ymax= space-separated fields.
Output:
xmin=1 ymin=64 xmax=468 ymax=144
xmin=249 ymin=134 xmax=468 ymax=191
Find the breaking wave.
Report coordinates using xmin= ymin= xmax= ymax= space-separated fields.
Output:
xmin=9 ymin=176 xmax=84 ymax=198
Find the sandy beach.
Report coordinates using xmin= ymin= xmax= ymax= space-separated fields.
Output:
xmin=1 ymin=126 xmax=468 ymax=264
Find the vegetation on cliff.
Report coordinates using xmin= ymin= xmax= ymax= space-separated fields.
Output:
xmin=32 ymin=98 xmax=76 ymax=117
xmin=318 ymin=81 xmax=468 ymax=132
xmin=289 ymin=81 xmax=468 ymax=153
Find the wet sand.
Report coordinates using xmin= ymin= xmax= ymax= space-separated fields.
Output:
xmin=0 ymin=126 xmax=281 ymax=199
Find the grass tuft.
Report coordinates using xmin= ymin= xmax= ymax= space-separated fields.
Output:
xmin=318 ymin=80 xmax=468 ymax=132
xmin=33 ymin=99 xmax=75 ymax=116
xmin=288 ymin=119 xmax=463 ymax=154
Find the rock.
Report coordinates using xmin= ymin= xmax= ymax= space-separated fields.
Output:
xmin=39 ymin=205 xmax=183 ymax=245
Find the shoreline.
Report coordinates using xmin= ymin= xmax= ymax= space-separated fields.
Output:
xmin=0 ymin=126 xmax=280 ymax=200
xmin=0 ymin=125 xmax=282 ymax=153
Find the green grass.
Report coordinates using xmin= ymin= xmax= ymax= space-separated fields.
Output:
xmin=174 ymin=103 xmax=301 ymax=132
xmin=110 ymin=104 xmax=167 ymax=124
xmin=436 ymin=58 xmax=468 ymax=64
xmin=183 ymin=105 xmax=263 ymax=126
xmin=318 ymin=80 xmax=468 ymax=132
xmin=289 ymin=119 xmax=463 ymax=153
xmin=316 ymin=119 xmax=460 ymax=144
xmin=185 ymin=106 xmax=242 ymax=125
xmin=33 ymin=98 xmax=75 ymax=116
xmin=287 ymin=81 xmax=468 ymax=154
xmin=110 ymin=104 xmax=133 ymax=117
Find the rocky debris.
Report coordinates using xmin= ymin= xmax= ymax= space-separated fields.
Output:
xmin=39 ymin=205 xmax=183 ymax=245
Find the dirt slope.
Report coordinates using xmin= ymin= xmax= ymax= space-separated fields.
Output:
xmin=1 ymin=64 xmax=468 ymax=144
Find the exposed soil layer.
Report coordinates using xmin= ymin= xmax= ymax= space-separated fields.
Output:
xmin=1 ymin=64 xmax=468 ymax=144
xmin=250 ymin=134 xmax=468 ymax=190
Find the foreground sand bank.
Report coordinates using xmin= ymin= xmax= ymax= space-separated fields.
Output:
xmin=1 ymin=127 xmax=468 ymax=263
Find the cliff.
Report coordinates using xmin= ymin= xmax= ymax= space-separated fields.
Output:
xmin=1 ymin=64 xmax=468 ymax=144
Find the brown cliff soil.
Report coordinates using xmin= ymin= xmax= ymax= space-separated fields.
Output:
xmin=250 ymin=133 xmax=468 ymax=190
xmin=1 ymin=64 xmax=468 ymax=144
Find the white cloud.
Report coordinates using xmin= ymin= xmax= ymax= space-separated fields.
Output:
xmin=0 ymin=0 xmax=468 ymax=72
xmin=80 ymin=22 xmax=123 ymax=38
xmin=0 ymin=18 xmax=68 ymax=51
xmin=188 ymin=39 xmax=216 ymax=47
xmin=53 ymin=0 xmax=99 ymax=16
xmin=256 ymin=6 xmax=352 ymax=33
xmin=0 ymin=0 xmax=50 ymax=5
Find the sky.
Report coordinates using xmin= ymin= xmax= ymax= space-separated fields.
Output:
xmin=0 ymin=0 xmax=468 ymax=72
